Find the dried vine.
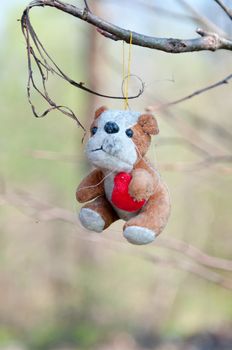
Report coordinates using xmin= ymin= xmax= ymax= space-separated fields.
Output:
xmin=21 ymin=2 xmax=144 ymax=128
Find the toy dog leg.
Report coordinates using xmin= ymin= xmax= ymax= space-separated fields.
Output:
xmin=123 ymin=188 xmax=170 ymax=245
xmin=79 ymin=195 xmax=119 ymax=233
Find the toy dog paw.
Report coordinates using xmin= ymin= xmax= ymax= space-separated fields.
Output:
xmin=79 ymin=208 xmax=105 ymax=233
xmin=123 ymin=225 xmax=155 ymax=245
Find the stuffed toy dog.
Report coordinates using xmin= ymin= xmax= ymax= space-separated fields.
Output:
xmin=76 ymin=106 xmax=170 ymax=245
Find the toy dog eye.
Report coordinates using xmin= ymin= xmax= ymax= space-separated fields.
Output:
xmin=91 ymin=127 xmax=98 ymax=136
xmin=125 ymin=128 xmax=133 ymax=138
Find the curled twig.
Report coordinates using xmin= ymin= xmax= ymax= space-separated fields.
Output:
xmin=21 ymin=2 xmax=144 ymax=127
xmin=121 ymin=74 xmax=145 ymax=104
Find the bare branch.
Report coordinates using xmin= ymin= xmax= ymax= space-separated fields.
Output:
xmin=99 ymin=0 xmax=201 ymax=21
xmin=147 ymin=72 xmax=232 ymax=111
xmin=184 ymin=111 xmax=232 ymax=151
xmin=178 ymin=0 xmax=228 ymax=38
xmin=22 ymin=0 xmax=232 ymax=53
xmin=157 ymin=137 xmax=211 ymax=158
xmin=83 ymin=0 xmax=91 ymax=12
xmin=2 ymin=187 xmax=232 ymax=290
xmin=157 ymin=237 xmax=232 ymax=272
xmin=145 ymin=253 xmax=232 ymax=290
xmin=214 ymin=0 xmax=232 ymax=20
xmin=158 ymin=155 xmax=232 ymax=172
xmin=100 ymin=47 xmax=232 ymax=156
xmin=27 ymin=149 xmax=232 ymax=174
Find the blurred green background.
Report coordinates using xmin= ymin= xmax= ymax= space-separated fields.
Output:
xmin=0 ymin=0 xmax=232 ymax=349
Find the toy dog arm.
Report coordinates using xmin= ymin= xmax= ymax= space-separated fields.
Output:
xmin=129 ymin=166 xmax=160 ymax=201
xmin=76 ymin=169 xmax=104 ymax=203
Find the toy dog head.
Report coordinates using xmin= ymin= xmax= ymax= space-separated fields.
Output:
xmin=86 ymin=106 xmax=159 ymax=172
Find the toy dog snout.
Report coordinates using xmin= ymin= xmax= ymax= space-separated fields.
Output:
xmin=102 ymin=136 xmax=122 ymax=156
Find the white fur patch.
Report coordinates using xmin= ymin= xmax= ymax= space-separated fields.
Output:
xmin=123 ymin=226 xmax=156 ymax=245
xmin=79 ymin=208 xmax=105 ymax=233
xmin=86 ymin=110 xmax=140 ymax=172
xmin=98 ymin=110 xmax=140 ymax=129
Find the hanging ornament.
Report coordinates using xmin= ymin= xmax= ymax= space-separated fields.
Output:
xmin=76 ymin=107 xmax=171 ymax=245
xmin=76 ymin=33 xmax=170 ymax=245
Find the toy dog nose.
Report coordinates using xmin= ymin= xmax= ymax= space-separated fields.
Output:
xmin=104 ymin=121 xmax=119 ymax=134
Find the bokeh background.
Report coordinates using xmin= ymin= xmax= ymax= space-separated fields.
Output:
xmin=0 ymin=0 xmax=232 ymax=349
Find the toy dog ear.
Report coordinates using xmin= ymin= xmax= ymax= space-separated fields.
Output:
xmin=94 ymin=106 xmax=108 ymax=120
xmin=138 ymin=114 xmax=159 ymax=135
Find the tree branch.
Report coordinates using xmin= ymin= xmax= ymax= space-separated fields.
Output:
xmin=157 ymin=237 xmax=232 ymax=272
xmin=214 ymin=0 xmax=232 ymax=20
xmin=157 ymin=156 xmax=232 ymax=172
xmin=147 ymin=72 xmax=232 ymax=111
xmin=23 ymin=0 xmax=232 ymax=53
xmin=178 ymin=0 xmax=228 ymax=38
xmin=2 ymin=187 xmax=232 ymax=289
xmin=145 ymin=253 xmax=232 ymax=290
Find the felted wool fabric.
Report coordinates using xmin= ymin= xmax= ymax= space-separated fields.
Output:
xmin=76 ymin=107 xmax=170 ymax=245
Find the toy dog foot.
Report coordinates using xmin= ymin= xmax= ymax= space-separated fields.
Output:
xmin=79 ymin=208 xmax=105 ymax=233
xmin=123 ymin=226 xmax=156 ymax=245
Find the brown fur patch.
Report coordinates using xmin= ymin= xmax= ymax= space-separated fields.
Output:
xmin=82 ymin=196 xmax=119 ymax=229
xmin=129 ymin=169 xmax=155 ymax=201
xmin=76 ymin=169 xmax=104 ymax=203
xmin=132 ymin=123 xmax=151 ymax=158
xmin=124 ymin=183 xmax=171 ymax=236
xmin=94 ymin=106 xmax=107 ymax=120
xmin=90 ymin=106 xmax=107 ymax=131
xmin=138 ymin=114 xmax=159 ymax=135
xmin=124 ymin=157 xmax=170 ymax=235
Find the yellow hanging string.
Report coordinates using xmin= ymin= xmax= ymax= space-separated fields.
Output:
xmin=123 ymin=32 xmax=133 ymax=110
xmin=122 ymin=40 xmax=126 ymax=106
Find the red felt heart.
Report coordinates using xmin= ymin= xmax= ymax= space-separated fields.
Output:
xmin=111 ymin=172 xmax=146 ymax=212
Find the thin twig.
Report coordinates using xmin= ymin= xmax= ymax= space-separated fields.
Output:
xmin=158 ymin=156 xmax=232 ymax=172
xmin=214 ymin=0 xmax=232 ymax=20
xmin=27 ymin=149 xmax=232 ymax=174
xmin=147 ymin=72 xmax=232 ymax=111
xmin=183 ymin=110 xmax=232 ymax=151
xmin=167 ymin=69 xmax=232 ymax=107
xmin=178 ymin=0 xmax=228 ymax=37
xmin=83 ymin=0 xmax=91 ymax=12
xmin=157 ymin=137 xmax=210 ymax=158
xmin=145 ymin=253 xmax=232 ymax=290
xmin=157 ymin=237 xmax=232 ymax=272
xmin=101 ymin=46 xmax=232 ymax=156
xmin=99 ymin=0 xmax=197 ymax=21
